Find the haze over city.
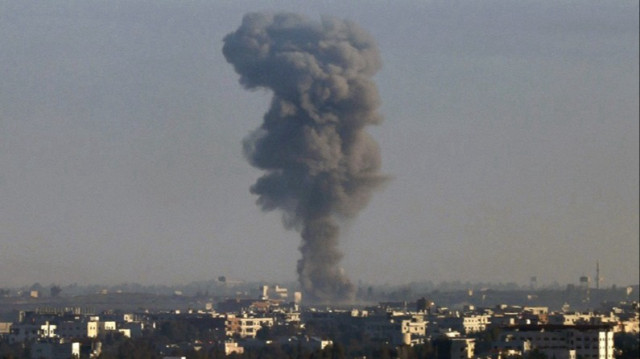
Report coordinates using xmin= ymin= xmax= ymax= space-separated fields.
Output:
xmin=0 ymin=0 xmax=637 ymax=289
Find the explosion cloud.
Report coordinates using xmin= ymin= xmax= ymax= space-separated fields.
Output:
xmin=223 ymin=13 xmax=385 ymax=302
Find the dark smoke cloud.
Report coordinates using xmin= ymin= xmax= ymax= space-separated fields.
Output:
xmin=223 ymin=13 xmax=385 ymax=302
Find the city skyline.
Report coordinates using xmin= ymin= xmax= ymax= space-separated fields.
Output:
xmin=0 ymin=1 xmax=638 ymax=288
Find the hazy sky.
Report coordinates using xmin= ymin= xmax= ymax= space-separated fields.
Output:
xmin=1 ymin=1 xmax=637 ymax=288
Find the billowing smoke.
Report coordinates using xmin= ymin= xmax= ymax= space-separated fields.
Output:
xmin=223 ymin=13 xmax=385 ymax=302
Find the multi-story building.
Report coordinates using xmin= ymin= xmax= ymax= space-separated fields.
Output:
xmin=548 ymin=312 xmax=618 ymax=326
xmin=492 ymin=334 xmax=532 ymax=358
xmin=55 ymin=319 xmax=116 ymax=339
xmin=450 ymin=338 xmax=475 ymax=359
xmin=440 ymin=314 xmax=490 ymax=334
xmin=522 ymin=307 xmax=549 ymax=324
xmin=363 ymin=315 xmax=403 ymax=344
xmin=362 ymin=313 xmax=427 ymax=345
xmin=495 ymin=324 xmax=614 ymax=359
xmin=225 ymin=314 xmax=274 ymax=338
xmin=8 ymin=321 xmax=56 ymax=344
xmin=401 ymin=315 xmax=428 ymax=344
xmin=56 ymin=321 xmax=88 ymax=340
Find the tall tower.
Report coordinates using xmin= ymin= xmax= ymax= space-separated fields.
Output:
xmin=596 ymin=261 xmax=600 ymax=290
xmin=580 ymin=275 xmax=590 ymax=303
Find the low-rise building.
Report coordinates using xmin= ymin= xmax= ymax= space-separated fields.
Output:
xmin=223 ymin=340 xmax=244 ymax=355
xmin=0 ymin=322 xmax=12 ymax=337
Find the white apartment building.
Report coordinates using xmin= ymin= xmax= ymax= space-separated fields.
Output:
xmin=463 ymin=315 xmax=491 ymax=333
xmin=497 ymin=325 xmax=614 ymax=359
xmin=401 ymin=316 xmax=427 ymax=336
xmin=401 ymin=315 xmax=428 ymax=344
xmin=440 ymin=314 xmax=490 ymax=334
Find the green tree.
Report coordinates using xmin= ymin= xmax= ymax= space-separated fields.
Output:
xmin=614 ymin=332 xmax=640 ymax=359
xmin=50 ymin=285 xmax=62 ymax=297
xmin=256 ymin=325 xmax=271 ymax=341
xmin=330 ymin=343 xmax=346 ymax=359
xmin=527 ymin=348 xmax=548 ymax=359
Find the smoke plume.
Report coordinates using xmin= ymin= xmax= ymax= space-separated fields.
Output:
xmin=223 ymin=13 xmax=385 ymax=302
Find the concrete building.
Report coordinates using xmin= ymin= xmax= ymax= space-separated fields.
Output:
xmin=440 ymin=314 xmax=490 ymax=334
xmin=55 ymin=319 xmax=114 ymax=339
xmin=30 ymin=340 xmax=80 ymax=359
xmin=363 ymin=316 xmax=402 ymax=344
xmin=87 ymin=321 xmax=99 ymax=338
xmin=57 ymin=321 xmax=88 ymax=340
xmin=225 ymin=314 xmax=274 ymax=338
xmin=119 ymin=321 xmax=145 ymax=338
xmin=492 ymin=334 xmax=533 ymax=358
xmin=522 ymin=307 xmax=549 ymax=324
xmin=618 ymin=316 xmax=639 ymax=333
xmin=450 ymin=338 xmax=475 ymax=359
xmin=98 ymin=321 xmax=117 ymax=334
xmin=223 ymin=340 xmax=244 ymax=355
xmin=0 ymin=322 xmax=12 ymax=337
xmin=279 ymin=336 xmax=333 ymax=351
xmin=496 ymin=324 xmax=614 ymax=359
xmin=401 ymin=315 xmax=428 ymax=344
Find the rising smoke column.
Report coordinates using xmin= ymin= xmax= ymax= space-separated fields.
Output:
xmin=223 ymin=13 xmax=385 ymax=302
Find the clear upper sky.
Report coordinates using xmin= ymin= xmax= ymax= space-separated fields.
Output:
xmin=0 ymin=0 xmax=637 ymax=288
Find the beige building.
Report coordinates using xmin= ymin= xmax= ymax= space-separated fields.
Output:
xmin=225 ymin=315 xmax=274 ymax=338
xmin=224 ymin=340 xmax=244 ymax=355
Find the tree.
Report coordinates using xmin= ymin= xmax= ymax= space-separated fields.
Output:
xmin=50 ymin=285 xmax=62 ymax=297
xmin=614 ymin=332 xmax=640 ymax=359
xmin=330 ymin=343 xmax=346 ymax=359
xmin=256 ymin=325 xmax=271 ymax=340
xmin=527 ymin=348 xmax=548 ymax=359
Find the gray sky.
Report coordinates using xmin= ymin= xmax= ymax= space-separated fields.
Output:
xmin=1 ymin=0 xmax=637 ymax=288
